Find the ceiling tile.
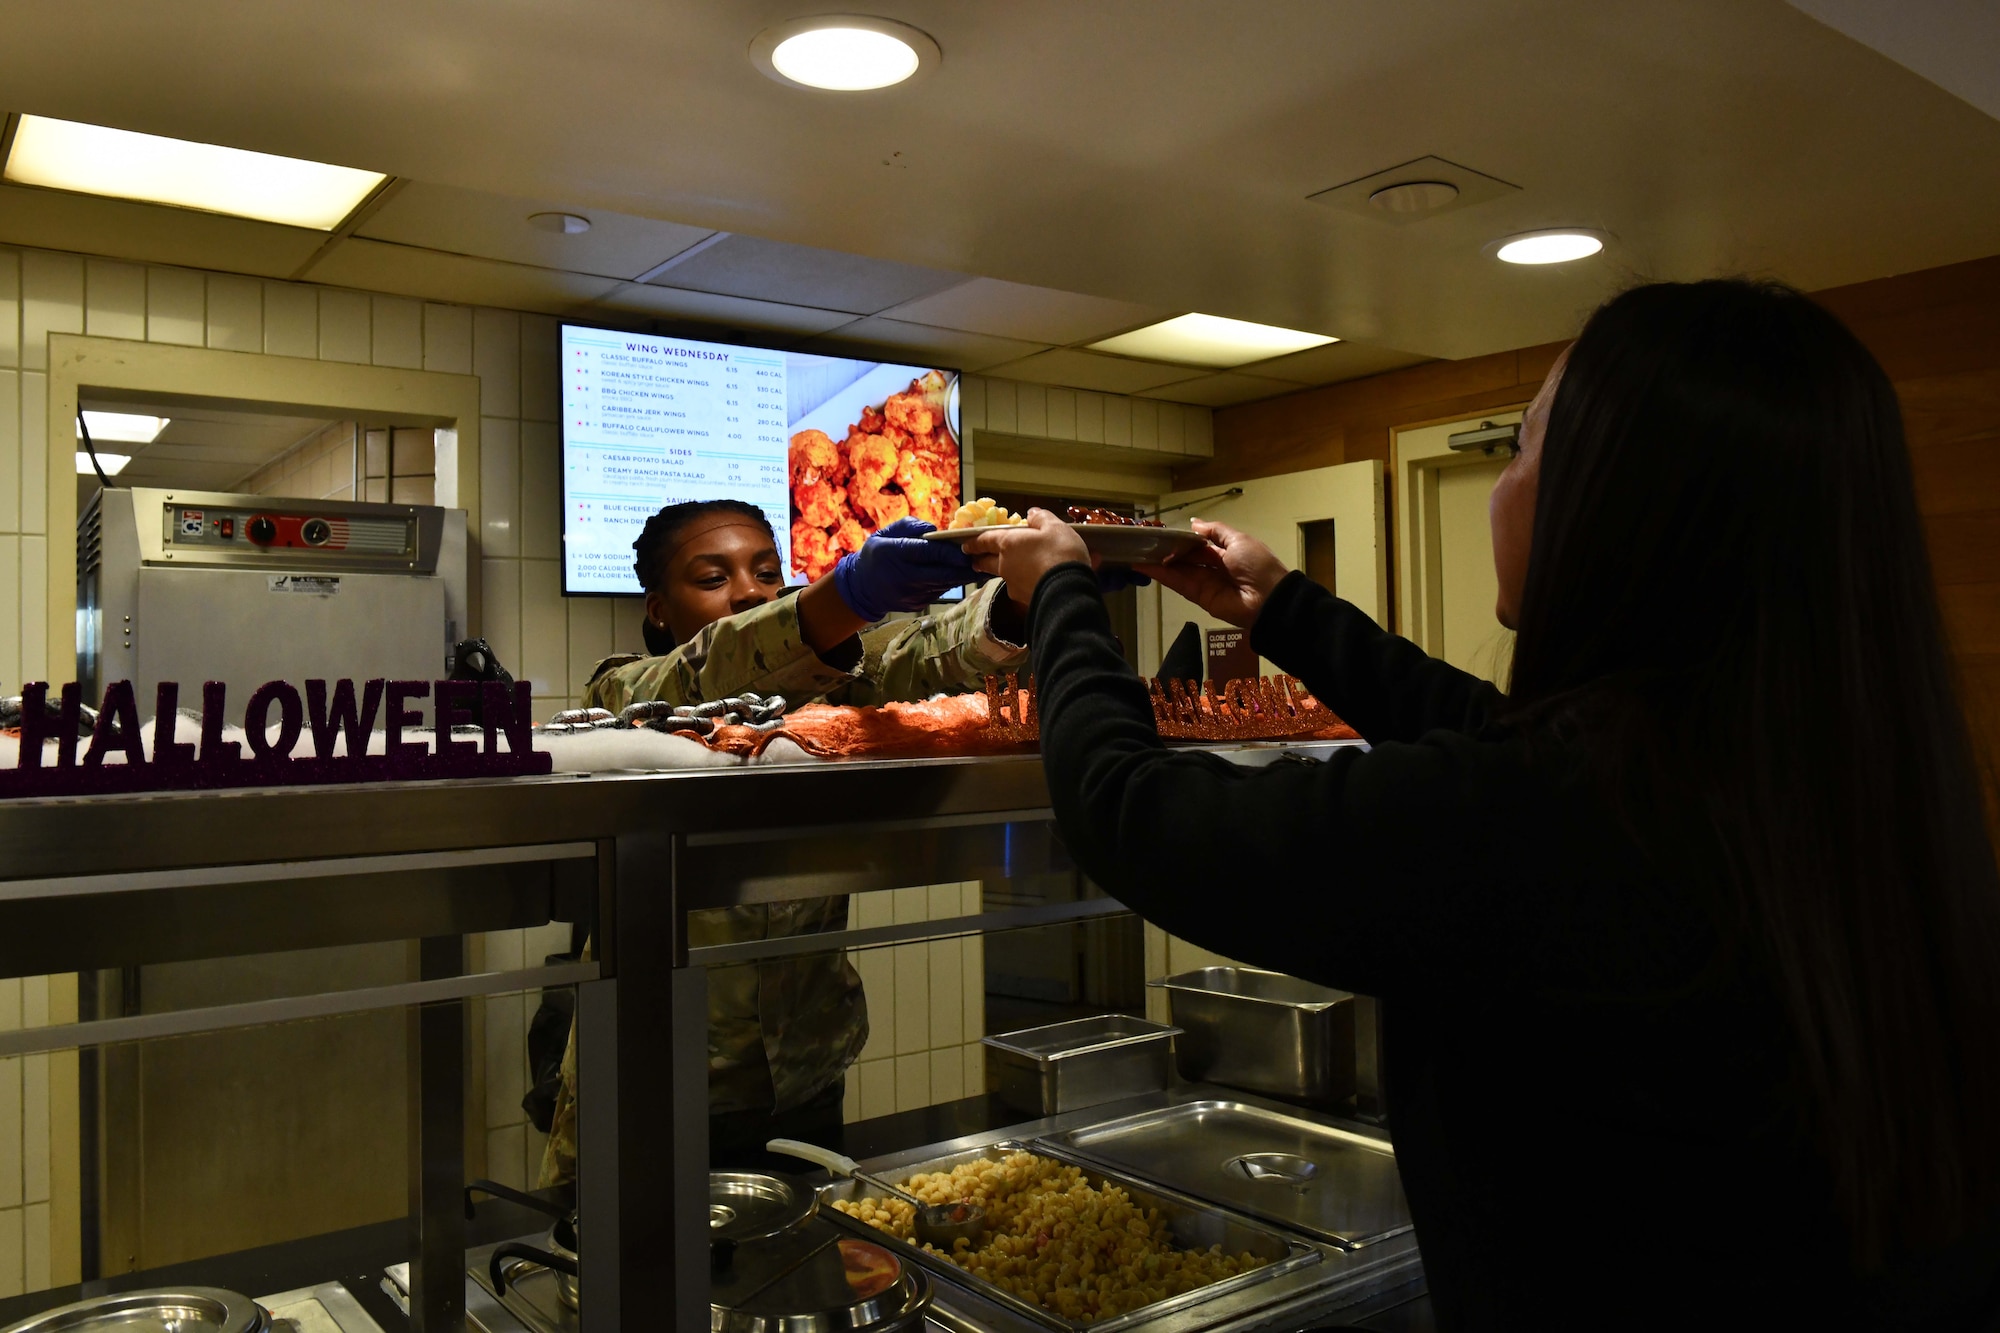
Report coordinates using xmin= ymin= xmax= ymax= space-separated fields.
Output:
xmin=646 ymin=234 xmax=964 ymax=315
xmin=587 ymin=282 xmax=855 ymax=339
xmin=981 ymin=349 xmax=1204 ymax=395
xmin=356 ymin=182 xmax=716 ymax=281
xmin=1140 ymin=373 xmax=1299 ymax=407
xmin=0 ymin=183 xmax=325 ymax=278
xmin=1243 ymin=341 xmax=1435 ymax=385
xmin=794 ymin=317 xmax=1049 ymax=372
xmin=305 ymin=238 xmax=625 ymax=314
xmin=878 ymin=278 xmax=1172 ymax=345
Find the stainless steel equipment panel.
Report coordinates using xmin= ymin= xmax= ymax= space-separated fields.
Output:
xmin=1045 ymin=1101 xmax=1411 ymax=1250
xmin=79 ymin=486 xmax=466 ymax=721
xmin=136 ymin=487 xmax=443 ymax=574
xmin=134 ymin=565 xmax=445 ymax=710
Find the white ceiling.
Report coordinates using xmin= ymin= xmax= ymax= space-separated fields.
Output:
xmin=1788 ymin=0 xmax=2000 ymax=121
xmin=4 ymin=0 xmax=1999 ymax=403
xmin=78 ymin=399 xmax=334 ymax=492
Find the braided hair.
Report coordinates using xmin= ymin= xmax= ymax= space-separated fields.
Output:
xmin=632 ymin=499 xmax=780 ymax=654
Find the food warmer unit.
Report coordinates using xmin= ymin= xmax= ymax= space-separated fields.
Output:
xmin=78 ymin=485 xmax=469 ymax=717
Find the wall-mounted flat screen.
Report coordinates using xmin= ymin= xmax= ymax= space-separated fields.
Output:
xmin=560 ymin=324 xmax=962 ymax=596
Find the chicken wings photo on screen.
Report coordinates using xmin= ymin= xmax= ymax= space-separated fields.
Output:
xmin=788 ymin=371 xmax=960 ymax=581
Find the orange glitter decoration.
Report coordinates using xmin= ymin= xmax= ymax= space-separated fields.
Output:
xmin=980 ymin=674 xmax=1358 ymax=744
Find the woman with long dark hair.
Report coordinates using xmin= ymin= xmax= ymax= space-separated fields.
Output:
xmin=964 ymin=280 xmax=2000 ymax=1326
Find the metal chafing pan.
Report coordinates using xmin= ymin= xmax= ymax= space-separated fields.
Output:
xmin=1150 ymin=968 xmax=1356 ymax=1108
xmin=0 ymin=1288 xmax=269 ymax=1332
xmin=982 ymin=1014 xmax=1180 ymax=1116
xmin=1044 ymin=1100 xmax=1411 ymax=1251
xmin=816 ymin=1141 xmax=1318 ymax=1333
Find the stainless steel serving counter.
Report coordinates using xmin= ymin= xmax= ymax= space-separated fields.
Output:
xmin=0 ymin=742 xmax=1368 ymax=1333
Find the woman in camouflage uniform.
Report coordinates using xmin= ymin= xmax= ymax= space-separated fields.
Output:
xmin=540 ymin=499 xmax=1030 ymax=1185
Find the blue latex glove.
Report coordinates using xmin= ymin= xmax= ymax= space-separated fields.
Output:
xmin=833 ymin=517 xmax=977 ymax=621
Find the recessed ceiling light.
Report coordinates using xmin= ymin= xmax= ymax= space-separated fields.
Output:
xmin=528 ymin=211 xmax=592 ymax=235
xmin=75 ymin=451 xmax=132 ymax=477
xmin=4 ymin=115 xmax=387 ymax=230
xmin=750 ymin=16 xmax=940 ymax=91
xmin=1490 ymin=229 xmax=1607 ymax=265
xmin=77 ymin=411 xmax=170 ymax=443
xmin=1087 ymin=314 xmax=1338 ymax=368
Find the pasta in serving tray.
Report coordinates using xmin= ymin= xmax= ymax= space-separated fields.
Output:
xmin=824 ymin=1146 xmax=1312 ymax=1330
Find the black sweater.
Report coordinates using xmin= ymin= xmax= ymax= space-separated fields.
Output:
xmin=1028 ymin=564 xmax=2000 ymax=1331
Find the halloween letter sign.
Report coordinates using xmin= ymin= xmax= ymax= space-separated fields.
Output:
xmin=0 ymin=678 xmax=552 ymax=798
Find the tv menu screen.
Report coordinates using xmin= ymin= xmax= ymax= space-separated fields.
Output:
xmin=560 ymin=324 xmax=961 ymax=596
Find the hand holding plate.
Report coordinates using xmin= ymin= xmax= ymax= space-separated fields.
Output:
xmin=1137 ymin=518 xmax=1289 ymax=629
xmin=961 ymin=509 xmax=1091 ymax=606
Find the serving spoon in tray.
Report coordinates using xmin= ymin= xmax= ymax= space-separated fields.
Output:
xmin=767 ymin=1139 xmax=987 ymax=1249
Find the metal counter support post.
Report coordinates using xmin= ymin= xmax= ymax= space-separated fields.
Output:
xmin=578 ymin=832 xmax=711 ymax=1332
xmin=575 ymin=976 xmax=620 ymax=1329
xmin=408 ymin=935 xmax=467 ymax=1332
xmin=667 ymin=960 xmax=710 ymax=1332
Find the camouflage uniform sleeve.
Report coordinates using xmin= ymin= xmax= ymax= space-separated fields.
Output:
xmin=581 ymin=593 xmax=862 ymax=713
xmin=835 ymin=580 xmax=1030 ymax=706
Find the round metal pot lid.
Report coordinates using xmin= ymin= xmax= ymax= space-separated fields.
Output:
xmin=0 ymin=1287 xmax=267 ymax=1333
xmin=712 ymin=1239 xmax=929 ymax=1333
xmin=709 ymin=1171 xmax=817 ymax=1245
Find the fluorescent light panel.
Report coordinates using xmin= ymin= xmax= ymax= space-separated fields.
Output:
xmin=1088 ymin=313 xmax=1338 ymax=368
xmin=77 ymin=411 xmax=169 ymax=443
xmin=76 ymin=452 xmax=131 ymax=477
xmin=5 ymin=115 xmax=386 ymax=230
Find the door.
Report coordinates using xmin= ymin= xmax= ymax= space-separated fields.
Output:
xmin=1139 ymin=459 xmax=1387 ymax=676
xmin=1394 ymin=414 xmax=1522 ymax=686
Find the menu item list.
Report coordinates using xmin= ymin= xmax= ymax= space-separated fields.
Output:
xmin=561 ymin=328 xmax=791 ymax=593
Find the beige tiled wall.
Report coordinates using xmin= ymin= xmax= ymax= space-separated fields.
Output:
xmin=389 ymin=428 xmax=437 ymax=505
xmin=960 ymin=376 xmax=1213 ymax=459
xmin=470 ymin=923 xmax=579 ymax=1194
xmin=344 ymin=425 xmax=441 ymax=506
xmin=239 ymin=421 xmax=358 ymax=500
xmin=843 ymin=884 xmax=989 ymax=1124
xmin=0 ymin=978 xmax=55 ymax=1298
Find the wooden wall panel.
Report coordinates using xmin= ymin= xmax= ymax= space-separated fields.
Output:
xmin=1897 ymin=367 xmax=2000 ymax=451
xmin=1175 ymin=343 xmax=1564 ymax=490
xmin=1911 ymin=438 xmax=2000 ymax=515
xmin=1827 ymin=256 xmax=2000 ymax=763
